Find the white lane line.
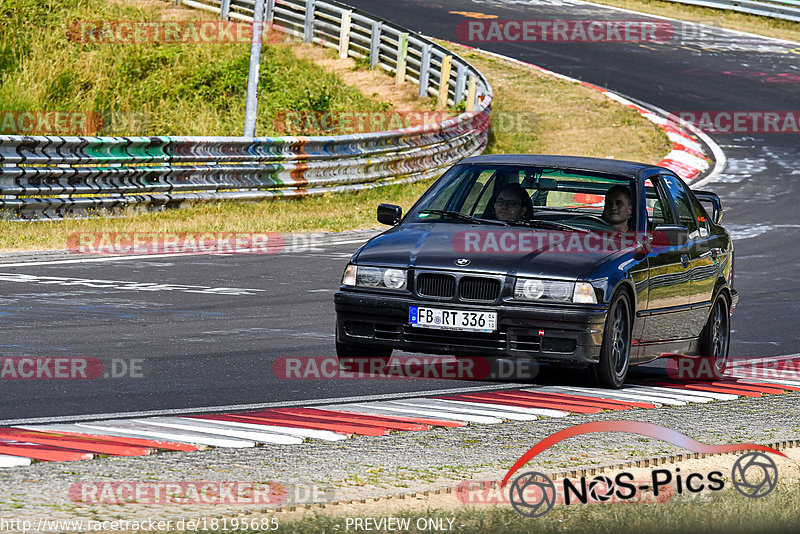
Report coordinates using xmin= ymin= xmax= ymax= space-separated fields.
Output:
xmin=537 ymin=386 xmax=674 ymax=407
xmin=185 ymin=418 xmax=347 ymax=442
xmin=0 ymin=272 xmax=264 ymax=296
xmin=0 ymin=454 xmax=32 ymax=467
xmin=386 ymin=398 xmax=539 ymax=421
xmin=0 ymin=384 xmax=528 ymax=426
xmin=625 ymin=385 xmax=731 ymax=402
xmin=331 ymin=403 xmax=499 ymax=424
xmin=731 ymin=376 xmax=800 ymax=387
xmin=139 ymin=417 xmax=303 ymax=445
xmin=732 ymin=370 xmax=800 ymax=381
xmin=357 ymin=402 xmax=502 ymax=424
xmin=77 ymin=422 xmax=255 ymax=448
xmin=0 ymin=252 xmax=207 ymax=268
xmin=730 ymin=354 xmax=800 ymax=367
xmin=432 ymin=398 xmax=568 ymax=418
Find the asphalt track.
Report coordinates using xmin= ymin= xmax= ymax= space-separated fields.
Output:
xmin=1 ymin=0 xmax=799 ymax=421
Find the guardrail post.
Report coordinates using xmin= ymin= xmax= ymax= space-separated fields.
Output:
xmin=437 ymin=55 xmax=452 ymax=110
xmin=418 ymin=44 xmax=432 ymax=97
xmin=304 ymin=0 xmax=315 ymax=44
xmin=266 ymin=0 xmax=275 ymax=23
xmin=369 ymin=21 xmax=383 ymax=68
xmin=243 ymin=0 xmax=267 ymax=136
xmin=466 ymin=77 xmax=478 ymax=111
xmin=395 ymin=32 xmax=408 ymax=85
xmin=454 ymin=64 xmax=466 ymax=105
xmin=339 ymin=10 xmax=352 ymax=59
xmin=220 ymin=0 xmax=231 ymax=20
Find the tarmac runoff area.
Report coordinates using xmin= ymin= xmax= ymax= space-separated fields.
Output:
xmin=1 ymin=389 xmax=798 ymax=530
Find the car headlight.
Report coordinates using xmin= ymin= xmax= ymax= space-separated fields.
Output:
xmin=342 ymin=265 xmax=407 ymax=290
xmin=514 ymin=278 xmax=597 ymax=304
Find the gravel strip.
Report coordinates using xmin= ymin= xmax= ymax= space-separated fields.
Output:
xmin=1 ymin=390 xmax=799 ymax=529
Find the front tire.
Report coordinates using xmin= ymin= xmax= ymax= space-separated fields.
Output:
xmin=591 ymin=291 xmax=632 ymax=389
xmin=698 ymin=292 xmax=730 ymax=378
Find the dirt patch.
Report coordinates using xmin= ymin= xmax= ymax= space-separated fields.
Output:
xmin=291 ymin=43 xmax=432 ymax=112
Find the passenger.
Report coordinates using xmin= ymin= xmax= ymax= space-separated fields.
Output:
xmin=492 ymin=183 xmax=533 ymax=222
xmin=602 ymin=184 xmax=633 ymax=231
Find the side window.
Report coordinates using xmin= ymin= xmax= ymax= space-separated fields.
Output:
xmin=463 ymin=170 xmax=497 ymax=216
xmin=688 ymin=190 xmax=711 ymax=237
xmin=660 ymin=174 xmax=699 ymax=238
xmin=644 ymin=177 xmax=676 ymax=230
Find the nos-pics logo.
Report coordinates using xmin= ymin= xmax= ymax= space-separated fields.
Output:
xmin=503 ymin=421 xmax=783 ymax=518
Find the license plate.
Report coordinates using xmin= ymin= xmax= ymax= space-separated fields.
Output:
xmin=409 ymin=306 xmax=497 ymax=333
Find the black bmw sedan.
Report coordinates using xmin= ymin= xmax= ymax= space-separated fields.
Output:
xmin=334 ymin=155 xmax=738 ymax=388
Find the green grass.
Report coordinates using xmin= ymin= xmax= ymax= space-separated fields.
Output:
xmin=0 ymin=0 xmax=389 ymax=136
xmin=587 ymin=0 xmax=800 ymax=43
xmin=0 ymin=0 xmax=670 ymax=250
xmin=244 ymin=483 xmax=800 ymax=534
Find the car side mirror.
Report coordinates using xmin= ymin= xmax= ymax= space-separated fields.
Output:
xmin=377 ymin=204 xmax=402 ymax=226
xmin=653 ymin=225 xmax=689 ymax=247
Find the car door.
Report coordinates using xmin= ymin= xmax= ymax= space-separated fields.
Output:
xmin=659 ymin=173 xmax=712 ymax=338
xmin=639 ymin=175 xmax=693 ymax=344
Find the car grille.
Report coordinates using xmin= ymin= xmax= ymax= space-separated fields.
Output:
xmin=460 ymin=277 xmax=501 ymax=302
xmin=416 ymin=273 xmax=456 ymax=298
xmin=416 ymin=273 xmax=501 ymax=302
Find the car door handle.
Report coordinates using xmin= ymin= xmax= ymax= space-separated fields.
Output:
xmin=681 ymin=254 xmax=690 ymax=268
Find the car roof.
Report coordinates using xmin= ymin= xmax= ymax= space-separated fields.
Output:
xmin=458 ymin=154 xmax=660 ymax=178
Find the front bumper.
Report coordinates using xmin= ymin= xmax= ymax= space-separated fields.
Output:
xmin=334 ymin=290 xmax=608 ymax=365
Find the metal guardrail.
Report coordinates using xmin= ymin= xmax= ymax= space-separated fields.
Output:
xmin=668 ymin=0 xmax=800 ymax=22
xmin=0 ymin=0 xmax=492 ymax=220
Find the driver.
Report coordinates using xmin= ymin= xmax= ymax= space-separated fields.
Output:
xmin=601 ymin=185 xmax=633 ymax=231
xmin=492 ymin=183 xmax=533 ymax=222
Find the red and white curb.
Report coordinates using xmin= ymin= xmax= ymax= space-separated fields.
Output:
xmin=1 ymin=357 xmax=798 ymax=467
xmin=446 ymin=41 xmax=723 ymax=184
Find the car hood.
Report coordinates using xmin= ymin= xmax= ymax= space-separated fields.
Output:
xmin=355 ymin=223 xmax=624 ymax=279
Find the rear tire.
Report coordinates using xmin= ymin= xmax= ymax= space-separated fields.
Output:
xmin=698 ymin=292 xmax=730 ymax=379
xmin=590 ymin=291 xmax=632 ymax=389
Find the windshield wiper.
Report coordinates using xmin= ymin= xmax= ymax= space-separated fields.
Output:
xmin=418 ymin=209 xmax=509 ymax=226
xmin=513 ymin=219 xmax=590 ymax=233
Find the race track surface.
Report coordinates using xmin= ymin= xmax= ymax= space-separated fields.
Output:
xmin=1 ymin=0 xmax=798 ymax=421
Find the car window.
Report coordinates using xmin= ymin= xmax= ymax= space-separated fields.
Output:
xmin=410 ymin=164 xmax=634 ymax=229
xmin=464 ymin=170 xmax=502 ymax=216
xmin=687 ymin=190 xmax=711 ymax=237
xmin=644 ymin=176 xmax=676 ymax=229
xmin=660 ymin=174 xmax=699 ymax=238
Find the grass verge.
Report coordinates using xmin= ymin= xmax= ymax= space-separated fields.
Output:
xmin=0 ymin=2 xmax=669 ymax=251
xmin=586 ymin=0 xmax=800 ymax=43
xmin=254 ymin=483 xmax=800 ymax=534
xmin=0 ymin=0 xmax=390 ymax=137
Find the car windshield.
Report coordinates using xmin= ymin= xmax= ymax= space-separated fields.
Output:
xmin=409 ymin=164 xmax=637 ymax=231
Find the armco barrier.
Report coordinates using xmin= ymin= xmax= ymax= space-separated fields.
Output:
xmin=0 ymin=0 xmax=492 ymax=220
xmin=667 ymin=0 xmax=800 ymax=23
